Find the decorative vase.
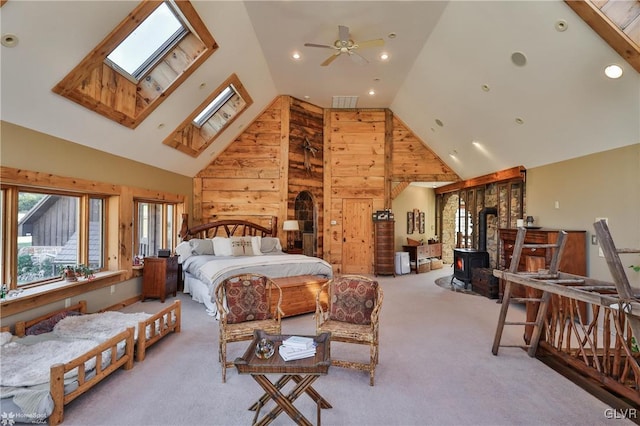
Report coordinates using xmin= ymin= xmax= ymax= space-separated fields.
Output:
xmin=255 ymin=338 xmax=275 ymax=359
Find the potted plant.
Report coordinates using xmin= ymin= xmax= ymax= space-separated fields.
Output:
xmin=62 ymin=265 xmax=78 ymax=282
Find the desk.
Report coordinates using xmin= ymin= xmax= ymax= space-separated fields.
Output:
xmin=234 ymin=330 xmax=332 ymax=426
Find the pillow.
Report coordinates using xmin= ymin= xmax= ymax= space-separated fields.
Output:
xmin=329 ymin=277 xmax=378 ymax=325
xmin=189 ymin=238 xmax=214 ymax=256
xmin=230 ymin=236 xmax=256 ymax=256
xmin=224 ymin=276 xmax=271 ymax=324
xmin=174 ymin=241 xmax=192 ymax=263
xmin=251 ymin=236 xmax=263 ymax=256
xmin=0 ymin=331 xmax=12 ymax=346
xmin=260 ymin=237 xmax=283 ymax=253
xmin=25 ymin=310 xmax=82 ymax=336
xmin=212 ymin=237 xmax=233 ymax=256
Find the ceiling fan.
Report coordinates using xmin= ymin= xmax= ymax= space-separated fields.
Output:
xmin=304 ymin=25 xmax=385 ymax=66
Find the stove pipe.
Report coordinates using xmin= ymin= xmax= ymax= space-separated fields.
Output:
xmin=478 ymin=207 xmax=497 ymax=252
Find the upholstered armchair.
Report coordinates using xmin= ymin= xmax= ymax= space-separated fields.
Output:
xmin=215 ymin=273 xmax=283 ymax=382
xmin=315 ymin=275 xmax=383 ymax=386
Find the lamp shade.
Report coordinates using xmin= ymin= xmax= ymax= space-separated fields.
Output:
xmin=283 ymin=220 xmax=299 ymax=231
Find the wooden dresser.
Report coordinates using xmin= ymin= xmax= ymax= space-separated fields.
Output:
xmin=143 ymin=256 xmax=178 ymax=302
xmin=374 ymin=220 xmax=395 ymax=276
xmin=402 ymin=243 xmax=442 ymax=274
xmin=498 ymin=227 xmax=587 ymax=337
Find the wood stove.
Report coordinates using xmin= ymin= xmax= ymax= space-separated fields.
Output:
xmin=452 ymin=249 xmax=489 ymax=287
xmin=451 ymin=206 xmax=495 ymax=288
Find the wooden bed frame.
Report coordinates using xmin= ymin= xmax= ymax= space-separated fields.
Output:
xmin=14 ymin=299 xmax=181 ymax=362
xmin=179 ymin=214 xmax=330 ymax=317
xmin=5 ymin=300 xmax=182 ymax=424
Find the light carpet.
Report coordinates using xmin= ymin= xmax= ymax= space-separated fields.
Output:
xmin=60 ymin=268 xmax=633 ymax=426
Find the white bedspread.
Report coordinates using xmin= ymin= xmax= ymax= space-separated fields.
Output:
xmin=196 ymin=254 xmax=333 ymax=292
xmin=1 ymin=339 xmax=98 ymax=387
xmin=53 ymin=311 xmax=151 ymax=341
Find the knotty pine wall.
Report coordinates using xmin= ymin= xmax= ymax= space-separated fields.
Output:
xmin=193 ymin=96 xmax=459 ymax=273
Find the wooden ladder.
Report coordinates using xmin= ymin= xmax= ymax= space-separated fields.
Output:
xmin=593 ymin=219 xmax=640 ymax=341
xmin=492 ymin=227 xmax=568 ymax=356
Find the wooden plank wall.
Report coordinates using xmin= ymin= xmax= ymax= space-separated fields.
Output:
xmin=323 ymin=109 xmax=388 ymax=273
xmin=391 ymin=116 xmax=459 ymax=183
xmin=194 ymin=97 xmax=285 ymax=236
xmin=288 ymin=97 xmax=324 ymax=254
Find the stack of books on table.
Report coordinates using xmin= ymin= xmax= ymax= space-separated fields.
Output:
xmin=279 ymin=336 xmax=316 ymax=361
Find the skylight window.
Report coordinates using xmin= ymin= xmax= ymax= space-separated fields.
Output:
xmin=106 ymin=2 xmax=187 ymax=81
xmin=193 ymin=85 xmax=237 ymax=128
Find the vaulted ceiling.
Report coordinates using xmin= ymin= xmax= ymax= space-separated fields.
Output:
xmin=1 ymin=1 xmax=638 ymax=181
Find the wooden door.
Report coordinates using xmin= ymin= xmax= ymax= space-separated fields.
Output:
xmin=342 ymin=199 xmax=373 ymax=274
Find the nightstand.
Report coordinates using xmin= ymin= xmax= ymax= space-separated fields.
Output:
xmin=142 ymin=256 xmax=178 ymax=302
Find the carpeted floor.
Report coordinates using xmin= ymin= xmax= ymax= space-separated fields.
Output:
xmin=59 ymin=268 xmax=633 ymax=426
xmin=434 ymin=274 xmax=480 ymax=296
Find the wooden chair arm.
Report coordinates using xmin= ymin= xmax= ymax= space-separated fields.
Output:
xmin=315 ymin=281 xmax=330 ymax=330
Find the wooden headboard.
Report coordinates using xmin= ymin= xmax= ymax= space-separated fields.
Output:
xmin=179 ymin=214 xmax=278 ymax=240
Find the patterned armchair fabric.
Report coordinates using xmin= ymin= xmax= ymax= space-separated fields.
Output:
xmin=215 ymin=274 xmax=282 ymax=382
xmin=316 ymin=275 xmax=383 ymax=386
xmin=225 ymin=275 xmax=271 ymax=324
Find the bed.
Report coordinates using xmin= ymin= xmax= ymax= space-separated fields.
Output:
xmin=1 ymin=300 xmax=181 ymax=424
xmin=1 ymin=303 xmax=135 ymax=425
xmin=15 ymin=299 xmax=181 ymax=362
xmin=178 ymin=214 xmax=333 ymax=317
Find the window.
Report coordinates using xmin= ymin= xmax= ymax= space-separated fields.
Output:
xmin=1 ymin=189 xmax=106 ymax=288
xmin=163 ymin=73 xmax=253 ymax=157
xmin=106 ymin=2 xmax=188 ymax=82
xmin=135 ymin=201 xmax=176 ymax=258
xmin=52 ymin=1 xmax=217 ymax=129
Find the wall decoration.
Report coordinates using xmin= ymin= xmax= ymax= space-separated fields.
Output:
xmin=419 ymin=212 xmax=425 ymax=234
xmin=302 ymin=136 xmax=318 ymax=174
xmin=407 ymin=211 xmax=414 ymax=234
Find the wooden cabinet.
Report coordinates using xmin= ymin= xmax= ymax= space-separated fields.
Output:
xmin=402 ymin=243 xmax=442 ymax=274
xmin=498 ymin=228 xmax=587 ymax=337
xmin=143 ymin=256 xmax=178 ymax=302
xmin=374 ymin=220 xmax=395 ymax=276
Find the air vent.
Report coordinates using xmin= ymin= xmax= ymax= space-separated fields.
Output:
xmin=332 ymin=96 xmax=358 ymax=108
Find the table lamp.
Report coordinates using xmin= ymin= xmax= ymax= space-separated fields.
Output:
xmin=283 ymin=220 xmax=299 ymax=250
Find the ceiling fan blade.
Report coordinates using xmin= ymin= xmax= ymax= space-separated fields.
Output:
xmin=349 ymin=50 xmax=368 ymax=65
xmin=304 ymin=43 xmax=336 ymax=50
xmin=338 ymin=25 xmax=350 ymax=45
xmin=354 ymin=38 xmax=385 ymax=49
xmin=321 ymin=53 xmax=340 ymax=66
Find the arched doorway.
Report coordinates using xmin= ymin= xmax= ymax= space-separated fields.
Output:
xmin=294 ymin=191 xmax=317 ymax=256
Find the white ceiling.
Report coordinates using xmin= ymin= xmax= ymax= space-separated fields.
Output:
xmin=1 ymin=1 xmax=638 ymax=180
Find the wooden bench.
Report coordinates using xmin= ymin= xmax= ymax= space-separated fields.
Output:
xmin=271 ymin=275 xmax=329 ymax=317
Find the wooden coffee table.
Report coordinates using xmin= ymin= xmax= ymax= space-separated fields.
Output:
xmin=234 ymin=330 xmax=332 ymax=426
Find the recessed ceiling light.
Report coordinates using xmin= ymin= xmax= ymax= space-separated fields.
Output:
xmin=368 ymin=89 xmax=375 ymax=96
xmin=435 ymin=119 xmax=444 ymax=127
xmin=449 ymin=150 xmax=457 ymax=158
xmin=511 ymin=51 xmax=527 ymax=67
xmin=604 ymin=64 xmax=623 ymax=79
xmin=303 ymin=95 xmax=310 ymax=99
xmin=157 ymin=123 xmax=165 ymax=129
xmin=380 ymin=53 xmax=389 ymax=61
xmin=481 ymin=84 xmax=490 ymax=92
xmin=1 ymin=33 xmax=19 ymax=48
xmin=373 ymin=77 xmax=381 ymax=82
xmin=388 ymin=32 xmax=397 ymax=39
xmin=472 ymin=140 xmax=481 ymax=147
xmin=199 ymin=82 xmax=206 ymax=89
xmin=292 ymin=52 xmax=301 ymax=60
xmin=515 ymin=117 xmax=524 ymax=125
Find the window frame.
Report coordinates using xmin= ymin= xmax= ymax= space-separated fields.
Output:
xmin=133 ymin=199 xmax=178 ymax=259
xmin=1 ymin=185 xmax=108 ymax=290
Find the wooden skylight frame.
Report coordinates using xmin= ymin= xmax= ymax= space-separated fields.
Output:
xmin=52 ymin=0 xmax=218 ymax=129
xmin=163 ymin=73 xmax=253 ymax=158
